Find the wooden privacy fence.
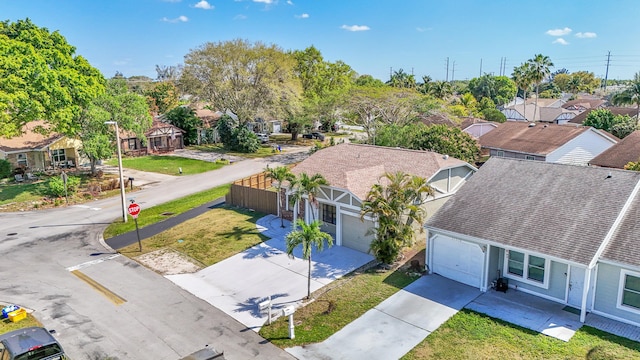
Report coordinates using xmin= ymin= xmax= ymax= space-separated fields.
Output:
xmin=225 ymin=173 xmax=279 ymax=215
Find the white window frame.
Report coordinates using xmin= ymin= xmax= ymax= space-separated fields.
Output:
xmin=496 ymin=150 xmax=505 ymax=157
xmin=51 ymin=149 xmax=66 ymax=164
xmin=16 ymin=153 xmax=28 ymax=167
xmin=503 ymin=249 xmax=551 ymax=289
xmin=617 ymin=269 xmax=640 ymax=315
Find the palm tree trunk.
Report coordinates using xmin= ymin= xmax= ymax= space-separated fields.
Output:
xmin=533 ymin=86 xmax=539 ymax=121
xmin=278 ymin=194 xmax=284 ymax=228
xmin=307 ymin=255 xmax=312 ymax=299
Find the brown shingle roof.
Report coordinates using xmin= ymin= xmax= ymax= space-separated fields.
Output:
xmin=562 ymin=98 xmax=606 ymax=110
xmin=290 ymin=143 xmax=470 ymax=199
xmin=569 ymin=107 xmax=638 ymax=124
xmin=590 ymin=130 xmax=640 ymax=169
xmin=0 ymin=121 xmax=63 ymax=153
xmin=426 ymin=157 xmax=640 ymax=265
xmin=479 ymin=121 xmax=590 ymax=155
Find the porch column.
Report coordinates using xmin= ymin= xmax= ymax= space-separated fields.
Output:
xmin=425 ymin=228 xmax=431 ymax=274
xmin=336 ymin=205 xmax=342 ymax=246
xmin=580 ymin=266 xmax=593 ymax=323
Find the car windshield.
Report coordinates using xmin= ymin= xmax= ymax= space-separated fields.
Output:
xmin=14 ymin=344 xmax=63 ymax=360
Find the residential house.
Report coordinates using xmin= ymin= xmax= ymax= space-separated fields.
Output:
xmin=425 ymin=157 xmax=640 ymax=326
xmin=562 ymin=98 xmax=606 ymax=112
xmin=501 ymin=98 xmax=579 ymax=123
xmin=195 ymin=106 xmax=223 ymax=144
xmin=0 ymin=121 xmax=85 ymax=170
xmin=120 ymin=118 xmax=185 ymax=155
xmin=285 ymin=143 xmax=476 ymax=253
xmin=460 ymin=117 xmax=498 ymax=138
xmin=590 ymin=130 xmax=640 ymax=169
xmin=569 ymin=107 xmax=638 ymax=125
xmin=479 ymin=121 xmax=617 ymax=165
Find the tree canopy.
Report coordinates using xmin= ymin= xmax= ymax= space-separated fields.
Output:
xmin=0 ymin=19 xmax=105 ymax=137
xmin=467 ymin=74 xmax=516 ymax=106
xmin=179 ymin=39 xmax=302 ymax=123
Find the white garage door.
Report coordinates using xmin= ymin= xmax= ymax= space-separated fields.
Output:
xmin=341 ymin=213 xmax=373 ymax=253
xmin=432 ymin=236 xmax=484 ymax=288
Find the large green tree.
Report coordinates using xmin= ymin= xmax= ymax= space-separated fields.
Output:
xmin=361 ymin=172 xmax=434 ymax=264
xmin=164 ymin=106 xmax=202 ymax=145
xmin=0 ymin=19 xmax=105 ymax=137
xmin=612 ymin=72 xmax=640 ymax=119
xmin=584 ymin=109 xmax=637 ymax=139
xmin=146 ymin=81 xmax=180 ymax=115
xmin=79 ymin=79 xmax=152 ymax=174
xmin=512 ymin=63 xmax=533 ymax=119
xmin=285 ymin=219 xmax=333 ymax=299
xmin=467 ymin=74 xmax=516 ymax=106
xmin=387 ymin=68 xmax=417 ymax=89
xmin=179 ymin=39 xmax=302 ymax=124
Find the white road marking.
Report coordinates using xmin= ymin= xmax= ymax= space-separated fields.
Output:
xmin=73 ymin=205 xmax=102 ymax=211
xmin=66 ymin=254 xmax=121 ymax=272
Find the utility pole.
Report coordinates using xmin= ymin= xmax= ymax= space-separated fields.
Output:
xmin=451 ymin=61 xmax=456 ymax=82
xmin=603 ymin=51 xmax=611 ymax=91
xmin=503 ymin=57 xmax=507 ymax=76
xmin=445 ymin=57 xmax=449 ymax=82
xmin=479 ymin=58 xmax=483 ymax=77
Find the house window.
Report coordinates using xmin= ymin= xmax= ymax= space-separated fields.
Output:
xmin=321 ymin=203 xmax=336 ymax=225
xmin=496 ymin=151 xmax=505 ymax=157
xmin=17 ymin=153 xmax=28 ymax=167
xmin=128 ymin=139 xmax=138 ymax=150
xmin=525 ymin=155 xmax=535 ymax=161
xmin=619 ymin=270 xmax=640 ymax=312
xmin=151 ymin=137 xmax=162 ymax=149
xmin=51 ymin=149 xmax=66 ymax=166
xmin=505 ymin=250 xmax=549 ymax=287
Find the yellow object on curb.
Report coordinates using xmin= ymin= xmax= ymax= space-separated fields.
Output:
xmin=8 ymin=308 xmax=27 ymax=323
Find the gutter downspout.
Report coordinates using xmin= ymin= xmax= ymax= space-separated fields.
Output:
xmin=580 ymin=177 xmax=640 ymax=322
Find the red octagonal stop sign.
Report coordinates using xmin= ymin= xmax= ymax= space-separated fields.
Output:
xmin=128 ymin=203 xmax=141 ymax=218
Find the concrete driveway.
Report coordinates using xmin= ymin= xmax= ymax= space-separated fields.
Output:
xmin=166 ymin=215 xmax=374 ymax=331
xmin=286 ymin=274 xmax=481 ymax=360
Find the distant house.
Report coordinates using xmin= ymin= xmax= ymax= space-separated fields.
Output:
xmin=562 ymin=98 xmax=606 ymax=112
xmin=460 ymin=118 xmax=498 ymax=138
xmin=425 ymin=157 xmax=640 ymax=326
xmin=501 ymin=98 xmax=580 ymax=123
xmin=569 ymin=107 xmax=638 ymax=125
xmin=285 ymin=143 xmax=476 ymax=253
xmin=590 ymin=130 xmax=640 ymax=169
xmin=194 ymin=106 xmax=222 ymax=144
xmin=479 ymin=121 xmax=617 ymax=165
xmin=0 ymin=121 xmax=85 ymax=170
xmin=120 ymin=119 xmax=185 ymax=155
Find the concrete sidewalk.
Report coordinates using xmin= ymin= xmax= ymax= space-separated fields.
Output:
xmin=166 ymin=215 xmax=375 ymax=331
xmin=286 ymin=275 xmax=481 ymax=360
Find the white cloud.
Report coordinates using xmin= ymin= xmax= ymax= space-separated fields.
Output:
xmin=161 ymin=15 xmax=189 ymax=23
xmin=194 ymin=0 xmax=213 ymax=9
xmin=341 ymin=24 xmax=370 ymax=32
xmin=234 ymin=14 xmax=247 ymax=20
xmin=576 ymin=32 xmax=597 ymax=38
xmin=553 ymin=38 xmax=569 ymax=45
xmin=163 ymin=0 xmax=181 ymax=2
xmin=416 ymin=27 xmax=431 ymax=32
xmin=295 ymin=13 xmax=309 ymax=19
xmin=254 ymin=0 xmax=274 ymax=3
xmin=546 ymin=27 xmax=572 ymax=36
xmin=287 ymin=0 xmax=293 ymax=4
xmin=114 ymin=59 xmax=130 ymax=66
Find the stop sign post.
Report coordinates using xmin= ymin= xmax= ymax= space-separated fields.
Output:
xmin=128 ymin=202 xmax=142 ymax=251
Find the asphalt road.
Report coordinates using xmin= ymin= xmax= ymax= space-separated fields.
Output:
xmin=0 ymin=152 xmax=303 ymax=360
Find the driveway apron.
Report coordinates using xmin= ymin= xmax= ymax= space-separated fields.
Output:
xmin=286 ymin=274 xmax=481 ymax=360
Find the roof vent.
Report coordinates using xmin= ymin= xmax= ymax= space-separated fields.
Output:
xmin=528 ymin=122 xmax=536 ymax=127
xmin=443 ymin=154 xmax=449 ymax=160
xmin=606 ymin=172 xmax=612 ymax=179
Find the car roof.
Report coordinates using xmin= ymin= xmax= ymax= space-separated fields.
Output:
xmin=0 ymin=327 xmax=59 ymax=354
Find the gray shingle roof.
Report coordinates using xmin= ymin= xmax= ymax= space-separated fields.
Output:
xmin=291 ymin=143 xmax=469 ymax=199
xmin=425 ymin=157 xmax=640 ymax=265
xmin=590 ymin=130 xmax=640 ymax=169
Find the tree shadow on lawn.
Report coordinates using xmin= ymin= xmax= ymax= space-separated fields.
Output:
xmin=579 ymin=325 xmax=640 ymax=354
xmin=218 ymin=225 xmax=268 ymax=242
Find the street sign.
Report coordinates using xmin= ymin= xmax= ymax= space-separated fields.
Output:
xmin=127 ymin=203 xmax=141 ymax=218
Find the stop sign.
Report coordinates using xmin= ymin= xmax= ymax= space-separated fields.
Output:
xmin=128 ymin=203 xmax=141 ymax=218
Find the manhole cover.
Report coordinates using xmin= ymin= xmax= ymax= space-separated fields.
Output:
xmin=7 ymin=233 xmax=17 ymax=236
xmin=161 ymin=212 xmax=174 ymax=216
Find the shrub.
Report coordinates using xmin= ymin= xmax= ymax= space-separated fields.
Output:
xmin=482 ymin=108 xmax=507 ymax=123
xmin=0 ymin=159 xmax=11 ymax=179
xmin=47 ymin=175 xmax=81 ymax=197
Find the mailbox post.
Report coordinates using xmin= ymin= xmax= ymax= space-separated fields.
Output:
xmin=282 ymin=305 xmax=296 ymax=339
xmin=258 ymin=296 xmax=272 ymax=325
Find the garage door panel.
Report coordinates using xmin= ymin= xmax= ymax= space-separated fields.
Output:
xmin=432 ymin=236 xmax=484 ymax=288
xmin=341 ymin=214 xmax=374 ymax=254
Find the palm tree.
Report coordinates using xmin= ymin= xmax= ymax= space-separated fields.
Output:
xmin=286 ymin=219 xmax=333 ymax=299
xmin=428 ymin=81 xmax=453 ymax=100
xmin=527 ymin=54 xmax=554 ymax=121
xmin=612 ymin=72 xmax=640 ymax=119
xmin=361 ymin=172 xmax=434 ymax=264
xmin=265 ymin=165 xmax=294 ymax=228
xmin=289 ymin=172 xmax=328 ymax=222
xmin=512 ymin=63 xmax=532 ymax=120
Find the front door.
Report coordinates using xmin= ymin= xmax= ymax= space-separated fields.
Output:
xmin=567 ymin=266 xmax=585 ymax=308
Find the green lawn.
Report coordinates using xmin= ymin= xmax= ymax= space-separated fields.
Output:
xmin=402 ymin=309 xmax=640 ymax=360
xmin=0 ymin=180 xmax=50 ymax=206
xmin=106 ymin=155 xmax=226 ymax=175
xmin=259 ymin=266 xmax=419 ymax=347
xmin=118 ymin=206 xmax=268 ymax=266
xmin=189 ymin=144 xmax=278 ymax=158
xmin=103 ymin=184 xmax=230 ymax=239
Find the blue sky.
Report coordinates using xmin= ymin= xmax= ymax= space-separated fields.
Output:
xmin=2 ymin=0 xmax=640 ymax=82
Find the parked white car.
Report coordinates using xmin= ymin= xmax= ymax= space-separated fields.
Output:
xmin=256 ymin=133 xmax=269 ymax=143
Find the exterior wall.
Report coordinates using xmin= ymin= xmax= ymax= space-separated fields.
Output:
xmin=547 ymin=131 xmax=615 ymax=165
xmin=593 ymin=262 xmax=640 ymax=326
xmin=489 ymin=149 xmax=545 ymax=161
xmin=464 ymin=124 xmax=497 ymax=138
xmin=423 ymin=196 xmax=452 ymax=220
